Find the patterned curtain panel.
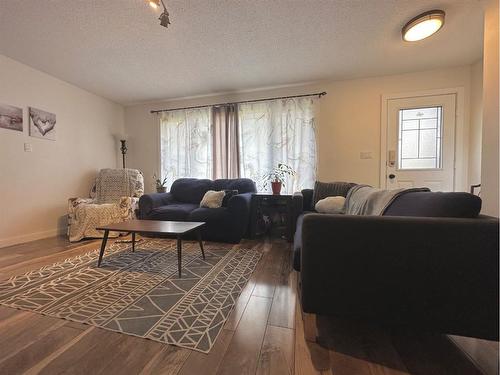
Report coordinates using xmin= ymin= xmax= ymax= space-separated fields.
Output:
xmin=212 ymin=104 xmax=240 ymax=179
xmin=238 ymin=97 xmax=317 ymax=193
xmin=160 ymin=108 xmax=212 ymax=188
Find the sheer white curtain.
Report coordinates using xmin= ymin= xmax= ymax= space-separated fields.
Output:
xmin=159 ymin=108 xmax=212 ymax=188
xmin=238 ymin=97 xmax=317 ymax=193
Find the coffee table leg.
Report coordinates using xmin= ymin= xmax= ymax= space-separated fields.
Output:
xmin=197 ymin=229 xmax=205 ymax=260
xmin=177 ymin=235 xmax=182 ymax=277
xmin=97 ymin=230 xmax=109 ymax=267
xmin=132 ymin=232 xmax=136 ymax=252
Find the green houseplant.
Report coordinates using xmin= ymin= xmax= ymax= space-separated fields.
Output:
xmin=262 ymin=163 xmax=296 ymax=195
xmin=153 ymin=173 xmax=168 ymax=193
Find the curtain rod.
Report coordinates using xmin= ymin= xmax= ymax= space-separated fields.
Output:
xmin=150 ymin=91 xmax=327 ymax=114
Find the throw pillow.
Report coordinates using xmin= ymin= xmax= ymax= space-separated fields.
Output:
xmin=312 ymin=181 xmax=357 ymax=210
xmin=200 ymin=190 xmax=225 ymax=208
xmin=221 ymin=190 xmax=238 ymax=207
xmin=315 ymin=196 xmax=346 ymax=214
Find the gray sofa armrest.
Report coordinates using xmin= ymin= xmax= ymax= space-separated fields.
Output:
xmin=138 ymin=192 xmax=176 ymax=218
xmin=300 ymin=213 xmax=499 ymax=340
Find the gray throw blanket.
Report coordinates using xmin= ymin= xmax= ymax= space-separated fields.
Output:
xmin=344 ymin=185 xmax=430 ymax=215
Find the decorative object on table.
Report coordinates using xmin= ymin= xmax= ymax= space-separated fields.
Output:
xmin=315 ymin=196 xmax=346 ymax=214
xmin=67 ymin=168 xmax=144 ymax=242
xmin=29 ymin=107 xmax=56 ymax=140
xmin=249 ymin=193 xmax=294 ymax=241
xmin=199 ymin=190 xmax=225 ymax=208
xmin=153 ymin=173 xmax=168 ymax=193
xmin=0 ymin=103 xmax=23 ymax=132
xmin=0 ymin=238 xmax=261 ymax=353
xmin=262 ymin=163 xmax=296 ymax=195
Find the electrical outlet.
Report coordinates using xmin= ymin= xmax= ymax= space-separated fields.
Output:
xmin=24 ymin=143 xmax=32 ymax=152
xmin=360 ymin=151 xmax=372 ymax=159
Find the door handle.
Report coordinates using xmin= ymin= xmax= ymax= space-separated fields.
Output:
xmin=388 ymin=174 xmax=396 ymax=179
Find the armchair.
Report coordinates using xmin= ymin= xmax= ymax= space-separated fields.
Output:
xmin=68 ymin=168 xmax=144 ymax=242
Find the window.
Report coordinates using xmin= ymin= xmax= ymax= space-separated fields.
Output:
xmin=398 ymin=106 xmax=442 ymax=169
xmin=159 ymin=97 xmax=318 ymax=193
xmin=159 ymin=108 xmax=212 ymax=188
xmin=238 ymin=98 xmax=317 ymax=193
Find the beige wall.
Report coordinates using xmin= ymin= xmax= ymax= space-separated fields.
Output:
xmin=480 ymin=0 xmax=499 ymax=217
xmin=469 ymin=60 xmax=484 ymax=187
xmin=125 ymin=65 xmax=475 ymax=194
xmin=0 ymin=55 xmax=124 ymax=247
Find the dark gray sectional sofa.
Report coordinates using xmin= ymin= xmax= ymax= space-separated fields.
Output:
xmin=293 ymin=186 xmax=499 ymax=341
xmin=138 ymin=178 xmax=257 ymax=243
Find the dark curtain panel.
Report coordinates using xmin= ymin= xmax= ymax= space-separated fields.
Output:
xmin=212 ymin=104 xmax=240 ymax=179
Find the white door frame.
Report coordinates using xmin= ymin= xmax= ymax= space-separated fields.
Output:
xmin=380 ymin=87 xmax=466 ymax=191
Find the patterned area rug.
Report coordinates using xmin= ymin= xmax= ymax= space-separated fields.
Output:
xmin=0 ymin=239 xmax=261 ymax=353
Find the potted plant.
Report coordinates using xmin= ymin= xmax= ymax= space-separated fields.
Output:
xmin=153 ymin=173 xmax=168 ymax=193
xmin=262 ymin=163 xmax=296 ymax=195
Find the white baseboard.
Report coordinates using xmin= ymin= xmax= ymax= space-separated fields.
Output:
xmin=0 ymin=227 xmax=66 ymax=249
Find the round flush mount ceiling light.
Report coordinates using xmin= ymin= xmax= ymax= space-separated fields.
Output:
xmin=402 ymin=10 xmax=445 ymax=42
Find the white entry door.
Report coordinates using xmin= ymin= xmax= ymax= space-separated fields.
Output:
xmin=383 ymin=94 xmax=456 ymax=191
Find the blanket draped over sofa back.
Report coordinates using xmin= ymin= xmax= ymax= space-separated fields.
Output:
xmin=344 ymin=185 xmax=430 ymax=215
xmin=95 ymin=168 xmax=144 ymax=204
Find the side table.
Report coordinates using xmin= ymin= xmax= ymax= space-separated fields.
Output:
xmin=249 ymin=193 xmax=294 ymax=242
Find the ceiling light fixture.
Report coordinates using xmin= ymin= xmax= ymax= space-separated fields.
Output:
xmin=402 ymin=10 xmax=445 ymax=42
xmin=147 ymin=0 xmax=171 ymax=28
xmin=148 ymin=0 xmax=160 ymax=9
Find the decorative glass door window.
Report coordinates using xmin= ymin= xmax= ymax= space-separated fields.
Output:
xmin=398 ymin=106 xmax=442 ymax=169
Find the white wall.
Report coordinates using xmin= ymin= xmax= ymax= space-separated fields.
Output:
xmin=480 ymin=0 xmax=499 ymax=217
xmin=0 ymin=55 xmax=125 ymax=247
xmin=468 ymin=60 xmax=483 ymax=187
xmin=125 ymin=65 xmax=476 ymax=194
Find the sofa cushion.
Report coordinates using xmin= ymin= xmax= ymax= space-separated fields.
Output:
xmin=200 ymin=190 xmax=225 ymax=208
xmin=188 ymin=207 xmax=231 ymax=222
xmin=149 ymin=203 xmax=199 ymax=221
xmin=213 ymin=178 xmax=256 ymax=194
xmin=315 ymin=196 xmax=346 ymax=214
xmin=384 ymin=192 xmax=482 ymax=218
xmin=311 ymin=181 xmax=357 ymax=210
xmin=170 ymin=178 xmax=214 ymax=204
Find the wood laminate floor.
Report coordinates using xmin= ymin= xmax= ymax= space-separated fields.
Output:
xmin=0 ymin=236 xmax=497 ymax=375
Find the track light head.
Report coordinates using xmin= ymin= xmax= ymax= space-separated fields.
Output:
xmin=159 ymin=10 xmax=171 ymax=28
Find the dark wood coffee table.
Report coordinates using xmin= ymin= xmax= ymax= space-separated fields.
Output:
xmin=96 ymin=220 xmax=206 ymax=276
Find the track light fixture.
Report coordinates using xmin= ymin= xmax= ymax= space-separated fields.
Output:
xmin=147 ymin=0 xmax=171 ymax=28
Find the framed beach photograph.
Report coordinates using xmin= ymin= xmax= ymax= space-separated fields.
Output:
xmin=0 ymin=103 xmax=23 ymax=132
xmin=29 ymin=107 xmax=56 ymax=140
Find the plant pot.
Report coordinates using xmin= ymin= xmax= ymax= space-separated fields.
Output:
xmin=156 ymin=187 xmax=167 ymax=193
xmin=271 ymin=181 xmax=282 ymax=195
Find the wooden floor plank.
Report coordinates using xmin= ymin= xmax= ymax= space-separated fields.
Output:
xmin=177 ymin=329 xmax=234 ymax=375
xmin=268 ymin=245 xmax=296 ymax=330
xmin=251 ymin=239 xmax=285 ymax=298
xmin=0 ymin=324 xmax=83 ymax=375
xmin=217 ymin=295 xmax=272 ymax=375
xmin=137 ymin=345 xmax=190 ymax=375
xmin=294 ymin=301 xmax=332 ymax=375
xmin=256 ymin=325 xmax=295 ymax=375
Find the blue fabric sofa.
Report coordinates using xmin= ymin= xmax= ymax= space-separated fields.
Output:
xmin=138 ymin=178 xmax=257 ymax=243
xmin=293 ymin=186 xmax=499 ymax=341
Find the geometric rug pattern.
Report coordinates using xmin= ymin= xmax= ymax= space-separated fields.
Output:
xmin=0 ymin=239 xmax=261 ymax=353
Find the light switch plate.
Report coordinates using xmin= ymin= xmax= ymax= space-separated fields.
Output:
xmin=24 ymin=143 xmax=32 ymax=152
xmin=360 ymin=151 xmax=372 ymax=159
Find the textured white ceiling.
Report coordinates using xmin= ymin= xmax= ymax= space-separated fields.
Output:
xmin=0 ymin=0 xmax=483 ymax=105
